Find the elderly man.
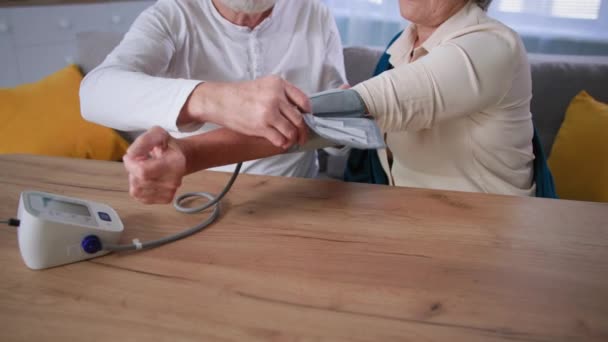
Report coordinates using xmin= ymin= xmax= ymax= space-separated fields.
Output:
xmin=80 ymin=0 xmax=346 ymax=179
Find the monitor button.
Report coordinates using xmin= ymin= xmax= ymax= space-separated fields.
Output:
xmin=98 ymin=212 xmax=112 ymax=222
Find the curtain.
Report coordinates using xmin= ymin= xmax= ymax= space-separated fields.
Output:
xmin=322 ymin=0 xmax=608 ymax=55
xmin=322 ymin=0 xmax=406 ymax=48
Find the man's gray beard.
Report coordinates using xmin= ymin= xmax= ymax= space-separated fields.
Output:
xmin=217 ymin=0 xmax=277 ymax=14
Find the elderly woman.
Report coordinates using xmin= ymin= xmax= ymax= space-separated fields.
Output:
xmin=123 ymin=0 xmax=542 ymax=204
xmin=347 ymin=0 xmax=536 ymax=195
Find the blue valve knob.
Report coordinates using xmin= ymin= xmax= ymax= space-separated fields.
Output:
xmin=81 ymin=235 xmax=102 ymax=254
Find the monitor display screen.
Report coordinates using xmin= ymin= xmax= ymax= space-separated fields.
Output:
xmin=43 ymin=197 xmax=91 ymax=217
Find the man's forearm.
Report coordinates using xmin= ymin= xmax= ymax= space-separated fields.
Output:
xmin=177 ymin=82 xmax=225 ymax=128
xmin=177 ymin=128 xmax=286 ymax=174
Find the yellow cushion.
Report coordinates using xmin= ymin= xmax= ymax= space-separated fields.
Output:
xmin=0 ymin=65 xmax=128 ymax=160
xmin=548 ymin=91 xmax=608 ymax=202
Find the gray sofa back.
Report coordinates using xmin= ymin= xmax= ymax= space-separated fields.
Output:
xmin=527 ymin=54 xmax=608 ymax=153
xmin=77 ymin=32 xmax=608 ymax=155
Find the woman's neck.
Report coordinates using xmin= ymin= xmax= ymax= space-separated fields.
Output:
xmin=211 ymin=0 xmax=273 ymax=29
xmin=414 ymin=26 xmax=435 ymax=48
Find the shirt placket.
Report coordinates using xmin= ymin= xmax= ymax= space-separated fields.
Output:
xmin=248 ymin=30 xmax=262 ymax=79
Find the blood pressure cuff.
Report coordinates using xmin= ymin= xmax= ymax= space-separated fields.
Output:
xmin=299 ymin=89 xmax=385 ymax=150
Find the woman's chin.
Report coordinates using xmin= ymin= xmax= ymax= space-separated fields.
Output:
xmin=399 ymin=6 xmax=423 ymax=23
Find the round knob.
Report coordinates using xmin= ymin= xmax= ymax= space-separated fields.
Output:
xmin=111 ymin=15 xmax=122 ymax=24
xmin=81 ymin=235 xmax=102 ymax=254
xmin=0 ymin=22 xmax=9 ymax=33
xmin=58 ymin=18 xmax=71 ymax=29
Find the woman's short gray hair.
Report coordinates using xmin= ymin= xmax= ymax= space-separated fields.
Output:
xmin=473 ymin=0 xmax=493 ymax=11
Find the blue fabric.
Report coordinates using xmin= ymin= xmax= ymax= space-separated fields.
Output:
xmin=343 ymin=30 xmax=557 ymax=198
xmin=532 ymin=128 xmax=558 ymax=198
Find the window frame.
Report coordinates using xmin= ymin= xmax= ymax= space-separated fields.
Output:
xmin=489 ymin=0 xmax=608 ymax=41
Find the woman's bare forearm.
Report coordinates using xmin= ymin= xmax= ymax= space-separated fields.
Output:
xmin=177 ymin=128 xmax=286 ymax=174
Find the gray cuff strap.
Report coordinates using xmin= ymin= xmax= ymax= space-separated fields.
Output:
xmin=294 ymin=89 xmax=384 ymax=151
xmin=303 ymin=114 xmax=385 ymax=150
xmin=310 ymin=89 xmax=367 ymax=118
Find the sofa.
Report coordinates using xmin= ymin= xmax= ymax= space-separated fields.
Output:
xmin=76 ymin=32 xmax=608 ymax=179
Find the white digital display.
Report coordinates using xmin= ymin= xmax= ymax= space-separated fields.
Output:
xmin=43 ymin=197 xmax=91 ymax=217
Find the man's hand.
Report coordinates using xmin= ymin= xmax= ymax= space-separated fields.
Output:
xmin=180 ymin=76 xmax=311 ymax=150
xmin=123 ymin=126 xmax=189 ymax=204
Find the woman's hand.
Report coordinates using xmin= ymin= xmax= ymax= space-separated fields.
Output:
xmin=123 ymin=126 xmax=189 ymax=204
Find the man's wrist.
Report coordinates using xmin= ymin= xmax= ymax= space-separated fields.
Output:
xmin=178 ymin=82 xmax=221 ymax=127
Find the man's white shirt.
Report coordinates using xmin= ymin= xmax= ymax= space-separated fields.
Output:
xmin=80 ymin=0 xmax=346 ymax=177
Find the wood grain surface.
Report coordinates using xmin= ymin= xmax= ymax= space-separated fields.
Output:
xmin=0 ymin=154 xmax=607 ymax=341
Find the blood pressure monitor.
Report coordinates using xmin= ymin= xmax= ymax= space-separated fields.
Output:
xmin=17 ymin=191 xmax=123 ymax=270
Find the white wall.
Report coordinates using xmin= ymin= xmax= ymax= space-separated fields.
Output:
xmin=0 ymin=1 xmax=153 ymax=88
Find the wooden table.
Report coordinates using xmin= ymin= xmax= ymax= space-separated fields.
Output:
xmin=0 ymin=154 xmax=607 ymax=341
